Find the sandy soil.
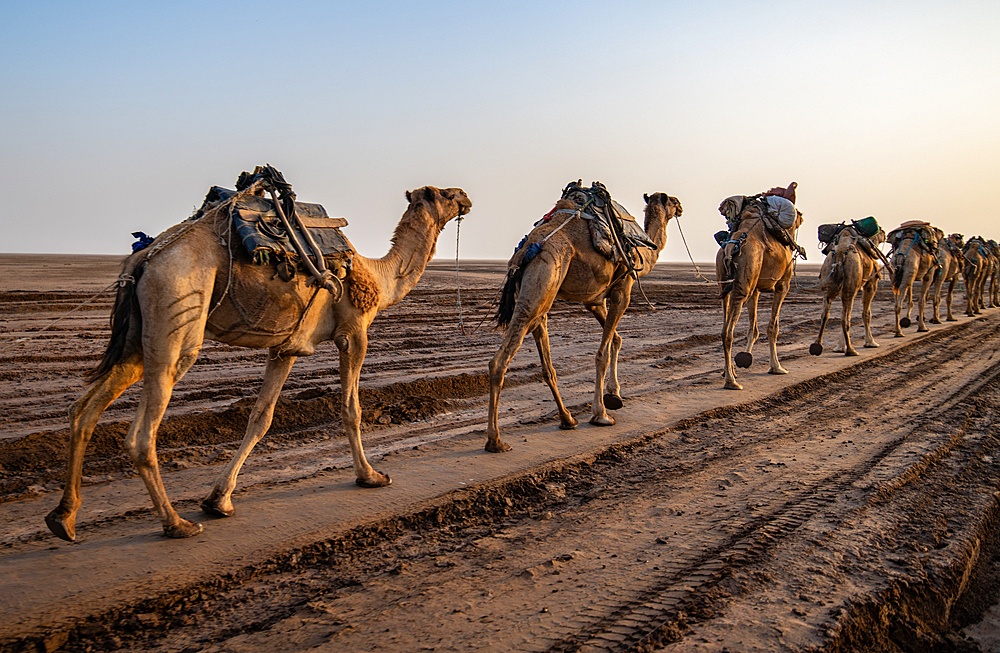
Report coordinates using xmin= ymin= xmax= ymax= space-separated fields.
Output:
xmin=1 ymin=253 xmax=999 ymax=653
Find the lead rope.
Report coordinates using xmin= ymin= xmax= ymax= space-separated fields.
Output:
xmin=455 ymin=215 xmax=466 ymax=333
xmin=673 ymin=215 xmax=714 ymax=284
xmin=454 ymin=215 xmax=503 ymax=336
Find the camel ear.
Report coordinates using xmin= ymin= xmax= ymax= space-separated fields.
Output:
xmin=643 ymin=193 xmax=650 ymax=203
xmin=405 ymin=190 xmax=412 ymax=203
xmin=423 ymin=187 xmax=436 ymax=203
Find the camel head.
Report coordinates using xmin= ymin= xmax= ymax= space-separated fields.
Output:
xmin=642 ymin=192 xmax=682 ymax=231
xmin=948 ymin=233 xmax=965 ymax=247
xmin=404 ymin=186 xmax=472 ymax=229
xmin=643 ymin=193 xmax=683 ymax=216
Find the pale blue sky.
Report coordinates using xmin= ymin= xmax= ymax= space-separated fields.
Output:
xmin=2 ymin=1 xmax=997 ymax=262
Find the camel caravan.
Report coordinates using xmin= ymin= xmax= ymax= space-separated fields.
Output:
xmin=44 ymin=168 xmax=995 ymax=541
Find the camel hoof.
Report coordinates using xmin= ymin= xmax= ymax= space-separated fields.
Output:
xmin=917 ymin=326 xmax=929 ymax=333
xmin=356 ymin=472 xmax=392 ymax=488
xmin=769 ymin=366 xmax=788 ymax=375
xmin=559 ymin=420 xmax=578 ymax=431
xmin=724 ymin=381 xmax=743 ymax=391
xmin=603 ymin=394 xmax=624 ymax=410
xmin=45 ymin=509 xmax=76 ymax=542
xmin=931 ymin=318 xmax=941 ymax=325
xmin=590 ymin=415 xmax=615 ymax=427
xmin=899 ymin=317 xmax=911 ymax=328
xmin=845 ymin=349 xmax=859 ymax=357
xmin=865 ymin=342 xmax=880 ymax=348
xmin=164 ymin=519 xmax=203 ymax=539
xmin=734 ymin=351 xmax=753 ymax=368
xmin=947 ymin=317 xmax=958 ymax=322
xmin=809 ymin=343 xmax=823 ymax=356
xmin=485 ymin=439 xmax=512 ymax=453
xmin=200 ymin=498 xmax=235 ymax=518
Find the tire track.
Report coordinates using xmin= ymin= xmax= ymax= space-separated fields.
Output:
xmin=23 ymin=311 xmax=996 ymax=653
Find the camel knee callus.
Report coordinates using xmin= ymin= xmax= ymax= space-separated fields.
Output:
xmin=46 ymin=167 xmax=471 ymax=541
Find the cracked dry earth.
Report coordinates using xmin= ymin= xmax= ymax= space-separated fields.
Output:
xmin=2 ymin=254 xmax=1000 ymax=653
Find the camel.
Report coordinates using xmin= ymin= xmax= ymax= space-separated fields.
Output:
xmin=45 ymin=174 xmax=471 ymax=541
xmin=716 ymin=196 xmax=804 ymax=391
xmin=987 ymin=240 xmax=1000 ymax=308
xmin=811 ymin=224 xmax=886 ymax=356
xmin=930 ymin=233 xmax=965 ymax=324
xmin=887 ymin=223 xmax=939 ymax=336
xmin=962 ymin=236 xmax=991 ymax=316
xmin=485 ymin=184 xmax=681 ymax=453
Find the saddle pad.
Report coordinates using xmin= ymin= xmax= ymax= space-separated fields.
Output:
xmin=206 ymin=186 xmax=352 ymax=264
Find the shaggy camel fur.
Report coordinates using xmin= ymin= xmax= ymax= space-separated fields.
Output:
xmin=889 ymin=225 xmax=939 ymax=336
xmin=930 ymin=233 xmax=965 ymax=324
xmin=963 ymin=236 xmax=992 ymax=316
xmin=485 ymin=191 xmax=681 ymax=453
xmin=716 ymin=197 xmax=803 ymax=391
xmin=45 ymin=183 xmax=471 ymax=541
xmin=812 ymin=225 xmax=886 ymax=356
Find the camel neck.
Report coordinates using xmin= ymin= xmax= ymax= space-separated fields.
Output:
xmin=365 ymin=206 xmax=442 ymax=310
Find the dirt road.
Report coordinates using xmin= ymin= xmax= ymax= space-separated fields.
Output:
xmin=1 ymin=255 xmax=999 ymax=652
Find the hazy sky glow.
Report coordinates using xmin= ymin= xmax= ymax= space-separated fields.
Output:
xmin=2 ymin=1 xmax=997 ymax=263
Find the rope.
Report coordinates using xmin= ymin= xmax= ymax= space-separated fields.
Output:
xmin=455 ymin=215 xmax=465 ymax=333
xmin=0 ymin=280 xmax=118 ymax=352
xmin=453 ymin=215 xmax=497 ymax=336
xmin=673 ymin=215 xmax=714 ymax=284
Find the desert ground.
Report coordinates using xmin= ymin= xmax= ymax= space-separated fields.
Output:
xmin=1 ymin=253 xmax=1000 ymax=653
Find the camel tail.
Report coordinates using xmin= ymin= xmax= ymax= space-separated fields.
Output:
xmin=86 ymin=262 xmax=145 ymax=384
xmin=495 ymin=266 xmax=524 ymax=329
xmin=891 ymin=251 xmax=908 ymax=288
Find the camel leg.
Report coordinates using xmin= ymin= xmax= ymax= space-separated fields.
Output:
xmin=744 ymin=290 xmax=760 ymax=355
xmin=722 ymin=292 xmax=747 ymax=390
xmin=814 ymin=291 xmax=834 ymax=354
xmin=840 ymin=286 xmax=859 ymax=356
xmin=339 ymin=329 xmax=390 ymax=487
xmin=767 ymin=280 xmax=789 ymax=375
xmin=486 ymin=319 xmax=528 ymax=453
xmin=126 ymin=347 xmax=205 ymax=538
xmin=945 ymin=278 xmax=957 ymax=321
xmin=530 ymin=314 xmax=578 ymax=430
xmin=586 ymin=302 xmax=623 ymax=408
xmin=861 ymin=275 xmax=879 ymax=348
xmin=930 ymin=274 xmax=944 ymax=324
xmin=45 ymin=355 xmax=143 ymax=542
xmin=893 ymin=287 xmax=906 ymax=336
xmin=202 ymin=353 xmax=297 ymax=517
xmin=916 ymin=277 xmax=931 ymax=332
xmin=964 ymin=269 xmax=977 ymax=317
xmin=590 ymin=286 xmax=630 ymax=426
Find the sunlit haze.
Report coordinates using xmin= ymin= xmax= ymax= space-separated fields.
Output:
xmin=2 ymin=1 xmax=997 ymax=263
